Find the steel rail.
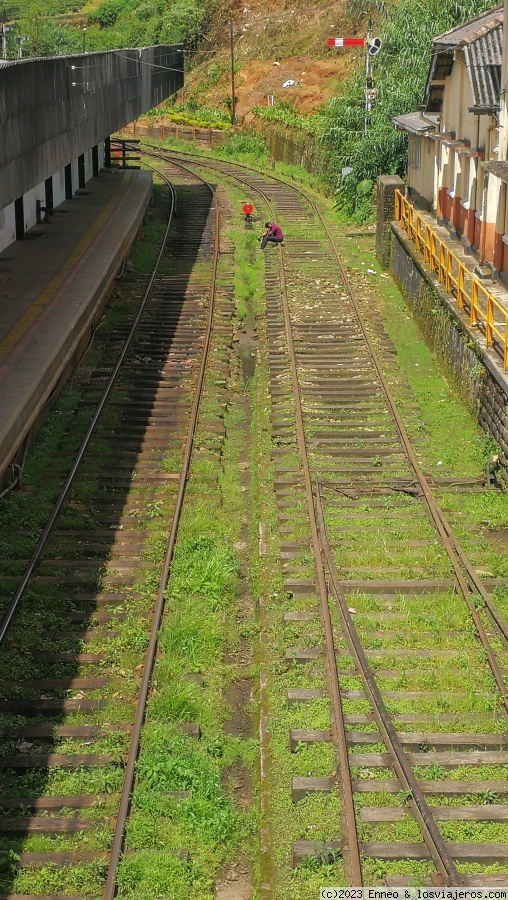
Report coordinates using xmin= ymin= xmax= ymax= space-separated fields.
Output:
xmin=155 ymin=148 xmax=470 ymax=885
xmin=144 ymin=148 xmax=365 ymax=883
xmin=258 ymin=177 xmax=363 ymax=886
xmin=146 ymin=147 xmax=508 ymax=883
xmin=222 ymin=145 xmax=508 ymax=642
xmin=0 ymin=176 xmax=177 ymax=648
xmin=232 ymin=164 xmax=459 ymax=887
xmin=306 ymin=197 xmax=508 ymax=721
xmin=315 ymin=483 xmax=462 ymax=885
xmin=102 ymin=156 xmax=220 ymax=898
xmin=178 ymin=140 xmax=508 ymax=686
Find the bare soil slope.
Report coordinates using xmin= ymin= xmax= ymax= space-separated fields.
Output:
xmin=182 ymin=1 xmax=366 ymax=120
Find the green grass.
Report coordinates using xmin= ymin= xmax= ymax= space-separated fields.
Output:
xmin=115 ymin=191 xmax=258 ymax=897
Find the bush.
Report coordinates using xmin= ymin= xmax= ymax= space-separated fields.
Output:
xmin=93 ymin=0 xmax=122 ymax=28
xmin=221 ymin=132 xmax=268 ymax=157
xmin=252 ymin=101 xmax=324 ymax=135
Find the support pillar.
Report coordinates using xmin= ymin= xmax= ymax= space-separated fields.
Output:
xmin=14 ymin=196 xmax=24 ymax=240
xmin=45 ymin=176 xmax=53 ymax=214
xmin=65 ymin=163 xmax=73 ymax=200
xmin=78 ymin=154 xmax=86 ymax=189
xmin=376 ymin=174 xmax=404 ymax=268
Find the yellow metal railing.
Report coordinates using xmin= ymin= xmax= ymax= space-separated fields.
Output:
xmin=394 ymin=189 xmax=508 ymax=371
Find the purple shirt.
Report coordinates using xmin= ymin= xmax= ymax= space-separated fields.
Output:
xmin=269 ymin=223 xmax=283 ymax=240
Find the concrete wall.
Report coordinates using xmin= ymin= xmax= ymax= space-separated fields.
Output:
xmin=407 ymin=134 xmax=435 ymax=212
xmin=0 ymin=45 xmax=183 ymax=209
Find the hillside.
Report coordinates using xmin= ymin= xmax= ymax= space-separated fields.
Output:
xmin=2 ymin=0 xmax=364 ymax=117
xmin=178 ymin=1 xmax=367 ymax=120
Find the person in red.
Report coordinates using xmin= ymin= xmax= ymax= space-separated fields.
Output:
xmin=257 ymin=221 xmax=284 ymax=251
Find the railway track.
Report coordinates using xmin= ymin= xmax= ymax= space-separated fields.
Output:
xmin=154 ymin=149 xmax=508 ymax=887
xmin=0 ymin=162 xmax=223 ymax=897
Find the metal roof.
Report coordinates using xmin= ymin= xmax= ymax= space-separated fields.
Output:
xmin=423 ymin=5 xmax=503 ymax=112
xmin=392 ymin=112 xmax=437 ymax=134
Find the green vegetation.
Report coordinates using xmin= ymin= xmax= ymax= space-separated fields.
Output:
xmin=251 ymin=101 xmax=324 ymax=136
xmin=147 ymin=98 xmax=233 ymax=130
xmin=6 ymin=0 xmax=500 ymax=223
xmin=3 ymin=0 xmax=218 ymax=56
xmin=320 ymin=0 xmax=494 ymax=218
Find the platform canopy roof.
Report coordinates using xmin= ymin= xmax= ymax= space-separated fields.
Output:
xmin=392 ymin=111 xmax=438 ymax=134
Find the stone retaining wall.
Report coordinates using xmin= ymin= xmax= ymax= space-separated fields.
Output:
xmin=380 ymin=198 xmax=508 ymax=487
xmin=389 ymin=214 xmax=508 ymax=488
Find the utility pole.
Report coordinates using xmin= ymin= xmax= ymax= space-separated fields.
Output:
xmin=35 ymin=14 xmax=39 ymax=56
xmin=82 ymin=22 xmax=86 ymax=53
xmin=1 ymin=2 xmax=12 ymax=60
xmin=1 ymin=23 xmax=12 ymax=59
xmin=15 ymin=35 xmax=28 ymax=58
xmin=364 ymin=17 xmax=373 ymax=136
xmin=228 ymin=11 xmax=236 ymax=127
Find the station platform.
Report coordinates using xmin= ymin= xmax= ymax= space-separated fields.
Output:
xmin=0 ymin=168 xmax=152 ymax=484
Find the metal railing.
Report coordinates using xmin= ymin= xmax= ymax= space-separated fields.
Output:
xmin=394 ymin=189 xmax=508 ymax=371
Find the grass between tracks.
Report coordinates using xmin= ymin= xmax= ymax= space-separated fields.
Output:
xmin=180 ymin=145 xmax=507 ymax=889
xmin=334 ymin=228 xmax=508 ymax=572
xmin=114 ymin=175 xmax=260 ymax=897
xmin=148 ymin=145 xmax=508 ymax=886
xmin=5 ymin=138 xmax=508 ymax=893
xmin=0 ymin=255 xmax=165 ymax=891
xmin=210 ymin=152 xmax=508 ymax=887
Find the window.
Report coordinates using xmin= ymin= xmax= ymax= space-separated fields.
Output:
xmin=409 ymin=135 xmax=422 ymax=170
xmin=415 ymin=136 xmax=422 ymax=169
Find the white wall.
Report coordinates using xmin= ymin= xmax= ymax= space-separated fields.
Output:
xmin=53 ymin=168 xmax=66 ymax=207
xmin=24 ymin=184 xmax=46 ymax=233
xmin=84 ymin=148 xmax=93 ymax=183
xmin=0 ymin=203 xmax=16 ymax=254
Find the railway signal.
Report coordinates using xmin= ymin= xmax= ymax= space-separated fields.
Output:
xmin=326 ymin=26 xmax=382 ymax=134
xmin=242 ymin=202 xmax=253 ymax=229
xmin=368 ymin=36 xmax=382 ymax=56
xmin=326 ymin=36 xmax=382 ymax=53
xmin=326 ymin=37 xmax=365 ymax=47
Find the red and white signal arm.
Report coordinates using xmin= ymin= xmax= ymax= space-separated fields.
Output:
xmin=326 ymin=37 xmax=365 ymax=47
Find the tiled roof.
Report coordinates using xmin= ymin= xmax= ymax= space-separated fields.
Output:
xmin=433 ymin=6 xmax=503 ymax=47
xmin=424 ymin=6 xmax=503 ymax=111
xmin=484 ymin=160 xmax=508 ymax=182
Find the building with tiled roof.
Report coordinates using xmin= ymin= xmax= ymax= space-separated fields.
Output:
xmin=393 ymin=4 xmax=508 ymax=277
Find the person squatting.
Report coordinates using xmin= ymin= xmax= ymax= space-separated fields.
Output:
xmin=257 ymin=222 xmax=284 ymax=251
